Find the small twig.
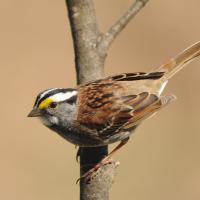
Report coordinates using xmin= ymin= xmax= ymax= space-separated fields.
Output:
xmin=98 ymin=0 xmax=149 ymax=52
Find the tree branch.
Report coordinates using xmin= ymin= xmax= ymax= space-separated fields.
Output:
xmin=66 ymin=0 xmax=106 ymax=84
xmin=98 ymin=0 xmax=149 ymax=51
xmin=65 ymin=1 xmax=116 ymax=200
xmin=65 ymin=0 xmax=150 ymax=199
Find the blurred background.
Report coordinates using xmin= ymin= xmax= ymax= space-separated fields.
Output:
xmin=0 ymin=0 xmax=200 ymax=199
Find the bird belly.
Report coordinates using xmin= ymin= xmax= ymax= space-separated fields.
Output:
xmin=46 ymin=121 xmax=138 ymax=147
xmin=48 ymin=125 xmax=104 ymax=147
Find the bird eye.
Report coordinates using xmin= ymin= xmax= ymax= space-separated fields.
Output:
xmin=49 ymin=102 xmax=58 ymax=109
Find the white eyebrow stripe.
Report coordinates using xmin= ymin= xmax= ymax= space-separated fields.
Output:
xmin=39 ymin=88 xmax=58 ymax=99
xmin=50 ymin=91 xmax=77 ymax=102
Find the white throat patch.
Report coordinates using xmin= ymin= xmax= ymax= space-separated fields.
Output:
xmin=39 ymin=116 xmax=59 ymax=126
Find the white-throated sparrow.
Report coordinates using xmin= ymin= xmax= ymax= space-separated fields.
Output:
xmin=28 ymin=42 xmax=200 ymax=179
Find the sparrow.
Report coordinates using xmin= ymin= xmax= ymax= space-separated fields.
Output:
xmin=28 ymin=41 xmax=200 ymax=179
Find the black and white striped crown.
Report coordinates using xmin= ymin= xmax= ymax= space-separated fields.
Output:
xmin=34 ymin=88 xmax=77 ymax=107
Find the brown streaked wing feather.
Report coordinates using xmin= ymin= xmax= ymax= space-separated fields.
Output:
xmin=77 ymin=80 xmax=162 ymax=140
xmin=124 ymin=94 xmax=161 ymax=129
xmin=81 ymin=72 xmax=165 ymax=87
xmin=109 ymin=72 xmax=165 ymax=81
xmin=77 ymin=80 xmax=122 ymax=134
xmin=99 ymin=93 xmax=161 ymax=138
xmin=124 ymin=94 xmax=176 ymax=129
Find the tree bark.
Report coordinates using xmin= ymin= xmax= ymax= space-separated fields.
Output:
xmin=65 ymin=0 xmax=150 ymax=199
xmin=66 ymin=0 xmax=105 ymax=84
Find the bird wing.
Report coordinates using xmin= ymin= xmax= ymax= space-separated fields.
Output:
xmin=76 ymin=73 xmax=171 ymax=140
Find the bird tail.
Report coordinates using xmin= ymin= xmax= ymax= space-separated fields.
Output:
xmin=156 ymin=41 xmax=200 ymax=82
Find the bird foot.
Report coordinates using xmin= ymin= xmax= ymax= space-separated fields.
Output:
xmin=76 ymin=157 xmax=113 ymax=184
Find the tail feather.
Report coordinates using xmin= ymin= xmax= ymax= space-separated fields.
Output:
xmin=157 ymin=41 xmax=200 ymax=81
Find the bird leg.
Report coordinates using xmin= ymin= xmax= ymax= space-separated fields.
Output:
xmin=77 ymin=137 xmax=129 ymax=183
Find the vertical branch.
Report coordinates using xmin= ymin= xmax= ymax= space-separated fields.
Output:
xmin=66 ymin=0 xmax=105 ymax=84
xmin=66 ymin=0 xmax=115 ymax=200
xmin=65 ymin=0 xmax=150 ymax=199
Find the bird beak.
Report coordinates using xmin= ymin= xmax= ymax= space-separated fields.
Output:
xmin=27 ymin=108 xmax=42 ymax=117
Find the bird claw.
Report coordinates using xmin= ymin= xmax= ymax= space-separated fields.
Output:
xmin=76 ymin=139 xmax=128 ymax=183
xmin=76 ymin=158 xmax=113 ymax=184
xmin=76 ymin=147 xmax=81 ymax=162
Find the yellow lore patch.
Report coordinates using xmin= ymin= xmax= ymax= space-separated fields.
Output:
xmin=39 ymin=98 xmax=53 ymax=109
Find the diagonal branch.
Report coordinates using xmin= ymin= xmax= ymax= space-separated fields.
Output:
xmin=98 ymin=0 xmax=150 ymax=52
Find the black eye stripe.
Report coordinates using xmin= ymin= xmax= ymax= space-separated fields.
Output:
xmin=34 ymin=88 xmax=58 ymax=107
xmin=63 ymin=95 xmax=77 ymax=105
